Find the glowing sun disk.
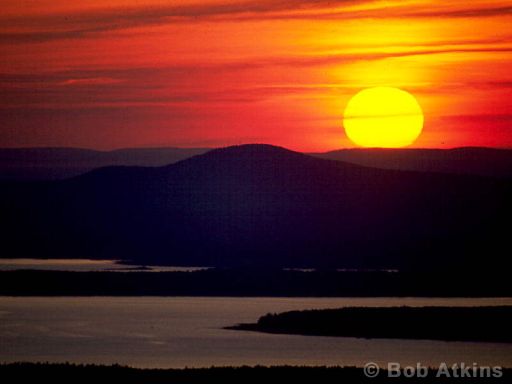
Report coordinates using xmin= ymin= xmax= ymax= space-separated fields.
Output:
xmin=343 ymin=87 xmax=424 ymax=148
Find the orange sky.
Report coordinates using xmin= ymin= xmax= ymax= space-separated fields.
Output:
xmin=1 ymin=0 xmax=511 ymax=151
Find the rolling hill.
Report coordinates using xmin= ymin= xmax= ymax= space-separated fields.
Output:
xmin=1 ymin=144 xmax=509 ymax=271
xmin=2 ymin=146 xmax=512 ymax=181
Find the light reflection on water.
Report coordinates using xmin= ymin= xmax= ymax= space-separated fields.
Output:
xmin=0 ymin=296 xmax=511 ymax=369
xmin=0 ymin=259 xmax=208 ymax=272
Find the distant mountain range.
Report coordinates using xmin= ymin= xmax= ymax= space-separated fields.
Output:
xmin=0 ymin=147 xmax=210 ymax=180
xmin=1 ymin=146 xmax=511 ymax=180
xmin=313 ymin=147 xmax=512 ymax=178
xmin=1 ymin=144 xmax=509 ymax=271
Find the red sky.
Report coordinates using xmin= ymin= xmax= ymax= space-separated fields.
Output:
xmin=1 ymin=0 xmax=512 ymax=151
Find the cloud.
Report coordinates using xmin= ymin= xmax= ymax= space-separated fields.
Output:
xmin=405 ymin=5 xmax=512 ymax=19
xmin=2 ymin=1 xmax=511 ymax=43
xmin=0 ymin=0 xmax=361 ymax=43
xmin=2 ymin=37 xmax=512 ymax=110
xmin=59 ymin=77 xmax=124 ymax=86
xmin=441 ymin=114 xmax=512 ymax=124
xmin=218 ymin=46 xmax=512 ymax=69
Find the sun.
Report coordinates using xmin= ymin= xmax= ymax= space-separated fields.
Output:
xmin=343 ymin=87 xmax=424 ymax=148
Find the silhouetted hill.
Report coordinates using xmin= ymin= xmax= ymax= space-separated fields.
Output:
xmin=1 ymin=144 xmax=510 ymax=270
xmin=313 ymin=147 xmax=512 ymax=178
xmin=3 ymin=146 xmax=512 ymax=181
xmin=0 ymin=147 xmax=209 ymax=180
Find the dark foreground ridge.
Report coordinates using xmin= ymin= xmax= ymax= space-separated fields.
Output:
xmin=228 ymin=306 xmax=512 ymax=343
xmin=1 ymin=269 xmax=511 ymax=296
xmin=1 ymin=363 xmax=510 ymax=384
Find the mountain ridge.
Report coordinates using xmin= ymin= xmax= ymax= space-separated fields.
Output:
xmin=313 ymin=146 xmax=512 ymax=178
xmin=1 ymin=144 xmax=509 ymax=271
xmin=2 ymin=145 xmax=511 ymax=180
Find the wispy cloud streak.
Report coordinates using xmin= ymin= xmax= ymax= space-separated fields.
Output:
xmin=2 ymin=1 xmax=512 ymax=43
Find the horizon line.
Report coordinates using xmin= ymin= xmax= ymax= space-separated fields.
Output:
xmin=0 ymin=144 xmax=511 ymax=153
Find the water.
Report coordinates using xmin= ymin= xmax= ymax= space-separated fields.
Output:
xmin=0 ymin=259 xmax=207 ymax=272
xmin=1 ymin=297 xmax=511 ymax=368
xmin=0 ymin=259 xmax=396 ymax=273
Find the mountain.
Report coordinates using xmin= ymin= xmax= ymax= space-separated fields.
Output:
xmin=312 ymin=147 xmax=512 ymax=178
xmin=1 ymin=144 xmax=509 ymax=271
xmin=3 ymin=146 xmax=511 ymax=181
xmin=0 ymin=147 xmax=209 ymax=180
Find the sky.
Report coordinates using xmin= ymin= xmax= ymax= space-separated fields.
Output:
xmin=1 ymin=0 xmax=511 ymax=151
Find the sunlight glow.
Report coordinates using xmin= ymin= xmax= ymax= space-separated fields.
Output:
xmin=343 ymin=87 xmax=424 ymax=148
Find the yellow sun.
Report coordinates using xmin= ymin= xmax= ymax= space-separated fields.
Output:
xmin=343 ymin=87 xmax=424 ymax=148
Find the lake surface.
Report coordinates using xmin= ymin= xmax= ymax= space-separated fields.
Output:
xmin=0 ymin=259 xmax=207 ymax=272
xmin=1 ymin=297 xmax=511 ymax=368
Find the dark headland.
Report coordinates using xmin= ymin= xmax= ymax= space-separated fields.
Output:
xmin=228 ymin=306 xmax=512 ymax=343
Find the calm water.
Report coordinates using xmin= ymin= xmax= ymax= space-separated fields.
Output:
xmin=0 ymin=259 xmax=396 ymax=273
xmin=0 ymin=259 xmax=207 ymax=272
xmin=1 ymin=297 xmax=511 ymax=368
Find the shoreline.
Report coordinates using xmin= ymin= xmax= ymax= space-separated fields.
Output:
xmin=1 ymin=363 xmax=510 ymax=383
xmin=1 ymin=269 xmax=511 ymax=297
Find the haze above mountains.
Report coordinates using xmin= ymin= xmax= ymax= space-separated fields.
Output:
xmin=1 ymin=146 xmax=512 ymax=181
xmin=1 ymin=144 xmax=509 ymax=271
